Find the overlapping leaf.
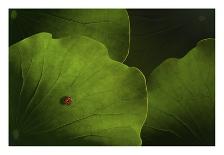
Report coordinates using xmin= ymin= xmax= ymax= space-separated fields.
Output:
xmin=9 ymin=9 xmax=130 ymax=62
xmin=9 ymin=33 xmax=147 ymax=146
xmin=142 ymin=39 xmax=215 ymax=145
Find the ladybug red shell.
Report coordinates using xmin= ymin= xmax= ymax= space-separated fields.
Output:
xmin=63 ymin=96 xmax=72 ymax=105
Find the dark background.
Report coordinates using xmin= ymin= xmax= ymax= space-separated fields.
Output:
xmin=125 ymin=9 xmax=215 ymax=79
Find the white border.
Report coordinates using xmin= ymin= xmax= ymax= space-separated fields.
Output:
xmin=5 ymin=0 xmax=217 ymax=8
xmin=1 ymin=0 xmax=223 ymax=155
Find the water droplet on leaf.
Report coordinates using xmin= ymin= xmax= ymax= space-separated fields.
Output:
xmin=11 ymin=10 xmax=17 ymax=20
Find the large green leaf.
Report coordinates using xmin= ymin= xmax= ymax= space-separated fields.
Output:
xmin=142 ymin=39 xmax=215 ymax=145
xmin=9 ymin=9 xmax=130 ymax=62
xmin=9 ymin=33 xmax=147 ymax=146
xmin=125 ymin=9 xmax=215 ymax=77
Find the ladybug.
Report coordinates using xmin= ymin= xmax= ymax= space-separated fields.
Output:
xmin=63 ymin=96 xmax=72 ymax=105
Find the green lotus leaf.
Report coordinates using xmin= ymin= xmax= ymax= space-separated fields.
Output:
xmin=9 ymin=9 xmax=130 ymax=62
xmin=125 ymin=9 xmax=215 ymax=77
xmin=142 ymin=39 xmax=215 ymax=145
xmin=9 ymin=33 xmax=147 ymax=146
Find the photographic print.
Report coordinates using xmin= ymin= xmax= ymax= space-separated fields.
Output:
xmin=9 ymin=9 xmax=215 ymax=146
